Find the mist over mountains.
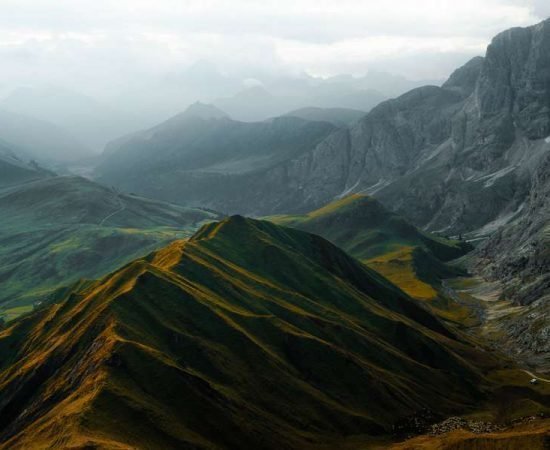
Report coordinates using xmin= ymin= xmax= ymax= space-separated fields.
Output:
xmin=0 ymin=8 xmax=549 ymax=450
xmin=0 ymin=65 xmax=438 ymax=160
xmin=97 ymin=19 xmax=550 ymax=239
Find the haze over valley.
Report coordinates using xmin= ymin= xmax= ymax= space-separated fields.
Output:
xmin=0 ymin=1 xmax=549 ymax=449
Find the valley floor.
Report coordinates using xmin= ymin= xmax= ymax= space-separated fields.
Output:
xmin=359 ymin=273 xmax=550 ymax=449
xmin=444 ymin=277 xmax=550 ymax=375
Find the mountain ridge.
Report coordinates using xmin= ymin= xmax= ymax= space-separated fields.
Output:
xmin=0 ymin=216 xmax=499 ymax=449
xmin=0 ymin=176 xmax=219 ymax=319
xmin=95 ymin=19 xmax=550 ymax=237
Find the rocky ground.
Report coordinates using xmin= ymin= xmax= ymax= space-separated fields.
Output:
xmin=445 ymin=277 xmax=550 ymax=373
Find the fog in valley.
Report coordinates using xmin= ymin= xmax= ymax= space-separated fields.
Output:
xmin=1 ymin=0 xmax=549 ymax=158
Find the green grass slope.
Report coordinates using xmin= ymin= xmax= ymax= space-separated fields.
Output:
xmin=0 ymin=176 xmax=220 ymax=317
xmin=269 ymin=194 xmax=471 ymax=300
xmin=0 ymin=217 xmax=499 ymax=449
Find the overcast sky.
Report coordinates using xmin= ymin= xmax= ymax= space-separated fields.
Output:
xmin=0 ymin=0 xmax=549 ymax=98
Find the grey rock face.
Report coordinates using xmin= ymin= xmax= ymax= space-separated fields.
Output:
xmin=98 ymin=19 xmax=550 ymax=236
xmin=474 ymin=151 xmax=550 ymax=306
xmin=269 ymin=20 xmax=550 ymax=235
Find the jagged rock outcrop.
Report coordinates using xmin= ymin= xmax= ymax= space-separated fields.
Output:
xmin=471 ymin=151 xmax=549 ymax=369
xmin=97 ymin=20 xmax=550 ymax=237
xmin=475 ymin=151 xmax=550 ymax=306
xmin=268 ymin=19 xmax=550 ymax=234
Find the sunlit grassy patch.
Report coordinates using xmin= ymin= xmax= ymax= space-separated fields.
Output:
xmin=0 ymin=305 xmax=33 ymax=322
xmin=365 ymin=247 xmax=438 ymax=300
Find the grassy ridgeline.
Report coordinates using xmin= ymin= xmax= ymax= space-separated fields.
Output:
xmin=0 ymin=216 xmax=496 ymax=449
xmin=0 ymin=175 xmax=219 ymax=319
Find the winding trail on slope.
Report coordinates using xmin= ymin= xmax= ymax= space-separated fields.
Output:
xmin=99 ymin=194 xmax=126 ymax=226
xmin=522 ymin=370 xmax=550 ymax=384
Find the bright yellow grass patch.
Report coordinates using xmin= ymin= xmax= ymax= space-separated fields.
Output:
xmin=365 ymin=247 xmax=437 ymax=300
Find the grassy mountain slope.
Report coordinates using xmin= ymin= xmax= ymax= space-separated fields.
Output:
xmin=0 ymin=217 xmax=500 ymax=449
xmin=0 ymin=176 xmax=219 ymax=317
xmin=270 ymin=194 xmax=471 ymax=300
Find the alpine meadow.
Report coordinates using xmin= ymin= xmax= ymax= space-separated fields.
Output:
xmin=0 ymin=1 xmax=548 ymax=449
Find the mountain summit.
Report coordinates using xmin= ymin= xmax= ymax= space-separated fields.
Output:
xmin=180 ymin=101 xmax=229 ymax=120
xmin=95 ymin=19 xmax=550 ymax=237
xmin=0 ymin=216 xmax=491 ymax=449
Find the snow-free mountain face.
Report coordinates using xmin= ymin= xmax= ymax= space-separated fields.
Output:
xmin=266 ymin=19 xmax=550 ymax=236
xmin=95 ymin=19 xmax=550 ymax=239
xmin=474 ymin=150 xmax=550 ymax=308
xmin=0 ymin=140 xmax=53 ymax=187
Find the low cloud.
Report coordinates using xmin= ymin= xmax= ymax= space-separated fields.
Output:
xmin=0 ymin=0 xmax=544 ymax=98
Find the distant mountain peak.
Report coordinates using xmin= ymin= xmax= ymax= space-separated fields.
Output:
xmin=182 ymin=101 xmax=229 ymax=120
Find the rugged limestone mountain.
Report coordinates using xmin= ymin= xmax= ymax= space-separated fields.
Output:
xmin=263 ymin=18 xmax=550 ymax=234
xmin=95 ymin=104 xmax=337 ymax=211
xmin=0 ymin=176 xmax=219 ymax=318
xmin=0 ymin=216 xmax=505 ymax=449
xmin=96 ymin=19 xmax=550 ymax=236
xmin=475 ymin=152 xmax=550 ymax=306
xmin=263 ymin=19 xmax=550 ymax=235
xmin=469 ymin=152 xmax=549 ymax=368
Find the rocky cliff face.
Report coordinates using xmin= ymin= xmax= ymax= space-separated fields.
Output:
xmin=98 ymin=19 xmax=550 ymax=238
xmin=470 ymin=150 xmax=549 ymax=369
xmin=264 ymin=19 xmax=550 ymax=235
xmin=475 ymin=151 xmax=550 ymax=306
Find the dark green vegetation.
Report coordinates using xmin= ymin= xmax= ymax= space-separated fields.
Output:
xmin=0 ymin=176 xmax=219 ymax=320
xmin=270 ymin=194 xmax=470 ymax=262
xmin=0 ymin=216 xmax=514 ymax=449
xmin=0 ymin=17 xmax=548 ymax=450
xmin=95 ymin=103 xmax=337 ymax=213
xmin=270 ymin=194 xmax=470 ymax=301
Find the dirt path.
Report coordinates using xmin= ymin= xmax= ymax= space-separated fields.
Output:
xmin=522 ymin=370 xmax=550 ymax=384
xmin=99 ymin=194 xmax=126 ymax=226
